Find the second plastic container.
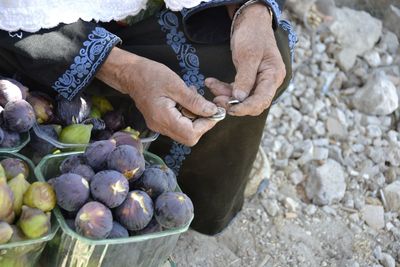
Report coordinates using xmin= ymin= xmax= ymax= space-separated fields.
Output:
xmin=35 ymin=151 xmax=191 ymax=267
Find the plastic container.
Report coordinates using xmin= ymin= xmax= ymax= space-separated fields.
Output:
xmin=0 ymin=152 xmax=59 ymax=267
xmin=0 ymin=131 xmax=30 ymax=153
xmin=35 ymin=151 xmax=192 ymax=267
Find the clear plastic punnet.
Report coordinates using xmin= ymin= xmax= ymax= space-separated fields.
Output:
xmin=35 ymin=151 xmax=192 ymax=267
xmin=0 ymin=152 xmax=59 ymax=267
xmin=0 ymin=131 xmax=30 ymax=153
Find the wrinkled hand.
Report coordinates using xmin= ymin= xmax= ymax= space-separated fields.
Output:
xmin=97 ymin=48 xmax=218 ymax=146
xmin=206 ymin=3 xmax=286 ymax=116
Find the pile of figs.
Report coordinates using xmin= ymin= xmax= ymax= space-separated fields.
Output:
xmin=0 ymin=78 xmax=35 ymax=148
xmin=50 ymin=140 xmax=194 ymax=240
xmin=0 ymin=157 xmax=56 ymax=245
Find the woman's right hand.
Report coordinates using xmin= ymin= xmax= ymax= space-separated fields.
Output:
xmin=96 ymin=47 xmax=219 ymax=146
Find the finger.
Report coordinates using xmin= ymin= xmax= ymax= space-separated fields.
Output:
xmin=232 ymin=57 xmax=261 ymax=101
xmin=213 ymin=95 xmax=231 ymax=110
xmin=229 ymin=78 xmax=276 ymax=116
xmin=205 ymin=77 xmax=232 ymax=97
xmin=174 ymin=87 xmax=218 ymax=117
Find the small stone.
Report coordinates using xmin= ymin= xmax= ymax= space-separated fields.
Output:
xmin=361 ymin=205 xmax=385 ymax=230
xmin=285 ymin=212 xmax=297 ymax=219
xmin=380 ymin=31 xmax=399 ymax=54
xmin=283 ymin=197 xmax=299 ymax=213
xmin=304 ymin=204 xmax=317 ymax=216
xmin=313 ymin=147 xmax=329 ymax=161
xmin=262 ymin=199 xmax=280 ymax=217
xmin=306 ymin=159 xmax=346 ymax=205
xmin=363 ymin=50 xmax=381 ymax=67
xmin=383 ymin=181 xmax=400 ymax=212
xmin=367 ymin=125 xmax=382 ymax=138
xmin=327 ymin=117 xmax=347 ymax=139
xmin=380 ymin=253 xmax=396 ymax=267
xmin=290 ymin=170 xmax=304 ymax=185
xmin=374 ymin=246 xmax=383 ymax=260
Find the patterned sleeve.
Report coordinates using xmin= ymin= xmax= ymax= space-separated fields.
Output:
xmin=0 ymin=20 xmax=121 ymax=100
xmin=181 ymin=0 xmax=286 ymax=43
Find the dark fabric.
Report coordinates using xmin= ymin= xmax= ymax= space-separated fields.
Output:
xmin=0 ymin=21 xmax=120 ymax=100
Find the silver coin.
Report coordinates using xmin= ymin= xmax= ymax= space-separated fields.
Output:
xmin=228 ymin=99 xmax=241 ymax=105
xmin=208 ymin=107 xmax=226 ymax=121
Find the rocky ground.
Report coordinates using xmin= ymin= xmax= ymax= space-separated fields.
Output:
xmin=172 ymin=4 xmax=400 ymax=267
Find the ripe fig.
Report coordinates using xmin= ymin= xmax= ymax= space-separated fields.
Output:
xmin=75 ymin=201 xmax=113 ymax=239
xmin=110 ymin=130 xmax=143 ymax=153
xmin=59 ymin=124 xmax=93 ymax=144
xmin=133 ymin=167 xmax=169 ymax=199
xmin=90 ymin=170 xmax=129 ymax=208
xmin=0 ymin=128 xmax=20 ymax=148
xmin=9 ymin=225 xmax=27 ymax=242
xmin=84 ymin=140 xmax=116 ymax=171
xmin=107 ymin=145 xmax=145 ymax=181
xmin=152 ymin=165 xmax=177 ymax=192
xmin=103 ymin=110 xmax=125 ymax=132
xmin=30 ymin=124 xmax=58 ymax=156
xmin=92 ymin=129 xmax=113 ymax=141
xmin=0 ymin=163 xmax=6 ymax=183
xmin=108 ymin=221 xmax=129 ymax=239
xmin=8 ymin=173 xmax=30 ymax=215
xmin=69 ymin=164 xmax=95 ymax=182
xmin=26 ymin=92 xmax=54 ymax=124
xmin=0 ymin=221 xmax=13 ymax=244
xmin=4 ymin=210 xmax=15 ymax=224
xmin=114 ymin=190 xmax=154 ymax=231
xmin=0 ymin=79 xmax=24 ymax=106
xmin=0 ymin=158 xmax=29 ymax=180
xmin=52 ymin=173 xmax=90 ymax=212
xmin=3 ymin=100 xmax=35 ymax=132
xmin=0 ymin=180 xmax=14 ymax=220
xmin=89 ymin=106 xmax=102 ymax=119
xmin=132 ymin=217 xmax=162 ymax=236
xmin=154 ymin=192 xmax=193 ymax=229
xmin=56 ymin=94 xmax=91 ymax=125
xmin=23 ymin=182 xmax=56 ymax=212
xmin=18 ymin=206 xmax=50 ymax=239
xmin=82 ymin=118 xmax=106 ymax=131
xmin=91 ymin=96 xmax=113 ymax=115
xmin=59 ymin=154 xmax=85 ymax=173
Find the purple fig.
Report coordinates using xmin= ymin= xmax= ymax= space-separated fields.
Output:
xmin=69 ymin=164 xmax=95 ymax=182
xmin=132 ymin=217 xmax=162 ymax=236
xmin=0 ymin=79 xmax=25 ymax=106
xmin=107 ymin=145 xmax=145 ymax=181
xmin=133 ymin=167 xmax=169 ymax=199
xmin=59 ymin=155 xmax=85 ymax=174
xmin=154 ymin=192 xmax=193 ymax=229
xmin=93 ymin=129 xmax=113 ymax=141
xmin=84 ymin=140 xmax=116 ymax=171
xmin=90 ymin=170 xmax=129 ymax=208
xmin=3 ymin=100 xmax=35 ymax=132
xmin=110 ymin=131 xmax=143 ymax=153
xmin=108 ymin=221 xmax=129 ymax=239
xmin=0 ymin=158 xmax=29 ymax=180
xmin=56 ymin=94 xmax=91 ymax=125
xmin=30 ymin=124 xmax=58 ymax=156
xmin=103 ymin=110 xmax=125 ymax=132
xmin=0 ymin=128 xmax=20 ymax=148
xmin=75 ymin=201 xmax=113 ymax=239
xmin=26 ymin=92 xmax=54 ymax=124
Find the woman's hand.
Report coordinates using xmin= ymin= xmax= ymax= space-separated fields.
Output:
xmin=97 ymin=47 xmax=219 ymax=146
xmin=207 ymin=3 xmax=286 ymax=116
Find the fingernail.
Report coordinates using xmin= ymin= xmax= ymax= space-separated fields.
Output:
xmin=206 ymin=103 xmax=218 ymax=114
xmin=233 ymin=90 xmax=247 ymax=102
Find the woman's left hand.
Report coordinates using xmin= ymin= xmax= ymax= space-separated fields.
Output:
xmin=206 ymin=3 xmax=286 ymax=116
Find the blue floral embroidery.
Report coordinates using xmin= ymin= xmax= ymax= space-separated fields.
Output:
xmin=158 ymin=10 xmax=205 ymax=175
xmin=280 ymin=19 xmax=297 ymax=63
xmin=52 ymin=27 xmax=121 ymax=100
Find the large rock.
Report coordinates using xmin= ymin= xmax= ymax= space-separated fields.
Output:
xmin=353 ymin=72 xmax=399 ymax=115
xmin=329 ymin=7 xmax=382 ymax=70
xmin=306 ymin=159 xmax=346 ymax=205
xmin=383 ymin=181 xmax=400 ymax=212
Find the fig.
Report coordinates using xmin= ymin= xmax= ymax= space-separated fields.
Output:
xmin=91 ymin=96 xmax=113 ymax=115
xmin=93 ymin=129 xmax=113 ymax=141
xmin=59 ymin=124 xmax=93 ymax=144
xmin=133 ymin=217 xmax=162 ymax=236
xmin=154 ymin=192 xmax=193 ymax=229
xmin=82 ymin=118 xmax=106 ymax=131
xmin=0 ymin=128 xmax=20 ymax=148
xmin=26 ymin=92 xmax=54 ymax=124
xmin=8 ymin=173 xmax=30 ymax=215
xmin=114 ymin=190 xmax=154 ymax=231
xmin=3 ymin=100 xmax=35 ymax=132
xmin=59 ymin=154 xmax=85 ymax=173
xmin=52 ymin=173 xmax=90 ymax=211
xmin=0 ymin=180 xmax=14 ymax=220
xmin=90 ymin=170 xmax=129 ymax=208
xmin=153 ymin=165 xmax=177 ymax=192
xmin=90 ymin=106 xmax=102 ymax=119
xmin=2 ymin=78 xmax=29 ymax=98
xmin=133 ymin=167 xmax=169 ymax=199
xmin=9 ymin=225 xmax=27 ymax=242
xmin=0 ymin=222 xmax=13 ymax=244
xmin=103 ymin=110 xmax=125 ymax=132
xmin=18 ymin=206 xmax=50 ymax=239
xmin=65 ymin=219 xmax=76 ymax=231
xmin=107 ymin=145 xmax=145 ymax=181
xmin=69 ymin=164 xmax=95 ymax=182
xmin=110 ymin=130 xmax=143 ymax=153
xmin=0 ymin=163 xmax=6 ymax=183
xmin=30 ymin=124 xmax=58 ymax=156
xmin=23 ymin=182 xmax=56 ymax=212
xmin=4 ymin=211 xmax=15 ymax=224
xmin=75 ymin=201 xmax=113 ymax=239
xmin=108 ymin=221 xmax=129 ymax=239
xmin=52 ymin=124 xmax=63 ymax=136
xmin=0 ymin=79 xmax=24 ymax=106
xmin=0 ymin=257 xmax=28 ymax=267
xmin=84 ymin=140 xmax=116 ymax=171
xmin=56 ymin=94 xmax=91 ymax=125
xmin=0 ymin=158 xmax=29 ymax=180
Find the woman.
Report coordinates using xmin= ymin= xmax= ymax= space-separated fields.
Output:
xmin=0 ymin=0 xmax=296 ymax=235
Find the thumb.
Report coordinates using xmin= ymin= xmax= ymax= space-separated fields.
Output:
xmin=175 ymin=87 xmax=218 ymax=117
xmin=232 ymin=59 xmax=260 ymax=101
